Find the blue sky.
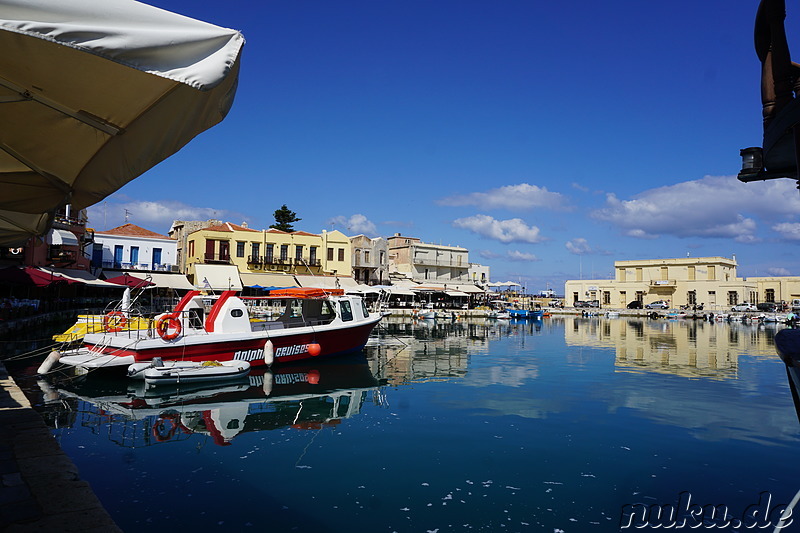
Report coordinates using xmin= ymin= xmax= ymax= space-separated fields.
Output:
xmin=87 ymin=0 xmax=800 ymax=293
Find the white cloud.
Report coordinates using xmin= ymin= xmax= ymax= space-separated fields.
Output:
xmin=439 ymin=183 xmax=568 ymax=210
xmin=327 ymin=214 xmax=378 ymax=236
xmin=506 ymin=250 xmax=539 ymax=262
xmin=767 ymin=267 xmax=791 ymax=276
xmin=452 ymin=214 xmax=545 ymax=244
xmin=565 ymin=238 xmax=591 ymax=254
xmin=590 ymin=175 xmax=800 ymax=241
xmin=773 ymin=222 xmax=800 ymax=241
xmin=86 ymin=200 xmax=243 ymax=232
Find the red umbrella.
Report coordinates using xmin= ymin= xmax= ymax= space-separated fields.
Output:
xmin=0 ymin=266 xmax=71 ymax=287
xmin=104 ymin=273 xmax=154 ymax=289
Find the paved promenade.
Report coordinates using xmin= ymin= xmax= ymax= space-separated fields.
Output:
xmin=0 ymin=361 xmax=121 ymax=532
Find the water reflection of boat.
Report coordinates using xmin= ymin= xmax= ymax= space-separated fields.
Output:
xmin=38 ymin=353 xmax=384 ymax=447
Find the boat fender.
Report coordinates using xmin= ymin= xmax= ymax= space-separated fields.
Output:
xmin=263 ymin=340 xmax=274 ymax=366
xmin=307 ymin=343 xmax=321 ymax=357
xmin=37 ymin=350 xmax=61 ymax=375
xmin=262 ymin=371 xmax=274 ymax=396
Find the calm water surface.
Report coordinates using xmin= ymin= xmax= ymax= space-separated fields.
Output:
xmin=9 ymin=315 xmax=800 ymax=532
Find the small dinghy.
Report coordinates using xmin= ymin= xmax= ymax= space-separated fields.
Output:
xmin=127 ymin=358 xmax=251 ymax=386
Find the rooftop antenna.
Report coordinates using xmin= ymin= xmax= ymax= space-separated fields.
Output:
xmin=124 ymin=209 xmax=131 ymax=223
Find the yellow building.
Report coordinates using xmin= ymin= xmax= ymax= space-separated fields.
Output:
xmin=565 ymin=255 xmax=800 ymax=310
xmin=184 ymin=223 xmax=352 ymax=286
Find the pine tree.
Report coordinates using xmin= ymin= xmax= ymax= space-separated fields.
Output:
xmin=270 ymin=204 xmax=301 ymax=232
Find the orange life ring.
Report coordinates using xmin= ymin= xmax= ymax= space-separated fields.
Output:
xmin=156 ymin=313 xmax=182 ymax=341
xmin=103 ymin=311 xmax=127 ymax=332
xmin=152 ymin=414 xmax=180 ymax=442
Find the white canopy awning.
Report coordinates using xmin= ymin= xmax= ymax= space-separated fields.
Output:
xmin=295 ymin=275 xmax=360 ymax=290
xmin=240 ymin=272 xmax=297 ymax=289
xmin=0 ymin=0 xmax=244 ymax=245
xmin=194 ymin=264 xmax=242 ymax=291
xmin=447 ymin=283 xmax=487 ymax=294
xmin=385 ymin=282 xmax=419 ymax=296
xmin=46 ymin=228 xmax=78 ymax=246
xmin=38 ymin=266 xmax=118 ymax=287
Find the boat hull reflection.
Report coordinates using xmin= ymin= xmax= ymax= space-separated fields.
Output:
xmin=40 ymin=353 xmax=383 ymax=446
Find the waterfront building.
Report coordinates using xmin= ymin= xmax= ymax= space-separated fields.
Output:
xmin=564 ymin=255 xmax=800 ymax=310
xmin=183 ymin=222 xmax=353 ymax=289
xmin=168 ymin=219 xmax=222 ymax=274
xmin=350 ymin=235 xmax=388 ymax=285
xmin=387 ymin=233 xmax=470 ymax=283
xmin=91 ymin=223 xmax=177 ymax=273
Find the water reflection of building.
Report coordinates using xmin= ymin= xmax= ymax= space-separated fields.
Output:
xmin=563 ymin=316 xmax=785 ymax=380
xmin=368 ymin=317 xmax=557 ymax=385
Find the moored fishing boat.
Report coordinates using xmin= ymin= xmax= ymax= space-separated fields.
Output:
xmin=51 ymin=287 xmax=382 ymax=374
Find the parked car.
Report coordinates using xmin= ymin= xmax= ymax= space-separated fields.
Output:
xmin=645 ymin=300 xmax=669 ymax=309
xmin=587 ymin=300 xmax=600 ymax=308
xmin=792 ymin=299 xmax=800 ymax=312
xmin=731 ymin=302 xmax=757 ymax=312
xmin=756 ymin=302 xmax=779 ymax=312
xmin=627 ymin=300 xmax=643 ymax=309
xmin=574 ymin=300 xmax=590 ymax=308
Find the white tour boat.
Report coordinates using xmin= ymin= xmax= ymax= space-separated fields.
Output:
xmin=49 ymin=288 xmax=382 ymax=375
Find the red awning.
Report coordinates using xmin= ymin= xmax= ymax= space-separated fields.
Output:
xmin=104 ymin=273 xmax=154 ymax=288
xmin=0 ymin=266 xmax=73 ymax=287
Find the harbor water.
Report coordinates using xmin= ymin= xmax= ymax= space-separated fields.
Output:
xmin=7 ymin=314 xmax=800 ymax=532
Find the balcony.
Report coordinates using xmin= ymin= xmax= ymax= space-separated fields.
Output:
xmin=247 ymin=255 xmax=263 ymax=267
xmin=413 ymin=257 xmax=466 ymax=267
xmin=203 ymin=253 xmax=231 ymax=264
xmin=48 ymin=249 xmax=76 ymax=265
xmin=650 ymin=279 xmax=677 ymax=288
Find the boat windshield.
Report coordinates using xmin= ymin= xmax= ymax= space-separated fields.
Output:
xmin=276 ymin=298 xmax=336 ymax=326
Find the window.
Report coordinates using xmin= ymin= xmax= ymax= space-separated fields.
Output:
xmin=688 ymin=266 xmax=696 ymax=281
xmin=766 ymin=289 xmax=775 ymax=302
xmin=728 ymin=291 xmax=738 ymax=305
xmin=310 ymin=247 xmax=317 ymax=264
xmin=660 ymin=266 xmax=668 ymax=280
xmin=280 ymin=244 xmax=288 ymax=261
xmin=635 ymin=268 xmax=642 ymax=282
xmin=130 ymin=246 xmax=139 ymax=265
xmin=364 ymin=250 xmax=370 ymax=264
xmin=708 ymin=266 xmax=716 ymax=280
xmin=295 ymin=245 xmax=303 ymax=262
xmin=188 ymin=240 xmax=195 ymax=258
xmin=327 ymin=247 xmax=334 ymax=261
xmin=603 ymin=291 xmax=610 ymax=305
xmin=688 ymin=291 xmax=696 ymax=305
xmin=236 ymin=241 xmax=245 ymax=258
xmin=114 ymin=245 xmax=123 ymax=268
xmin=338 ymin=248 xmax=345 ymax=262
xmin=361 ymin=299 xmax=370 ymax=318
xmin=266 ymin=244 xmax=274 ymax=263
xmin=339 ymin=300 xmax=353 ymax=321
xmin=251 ymin=242 xmax=260 ymax=259
xmin=152 ymin=248 xmax=162 ymax=267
